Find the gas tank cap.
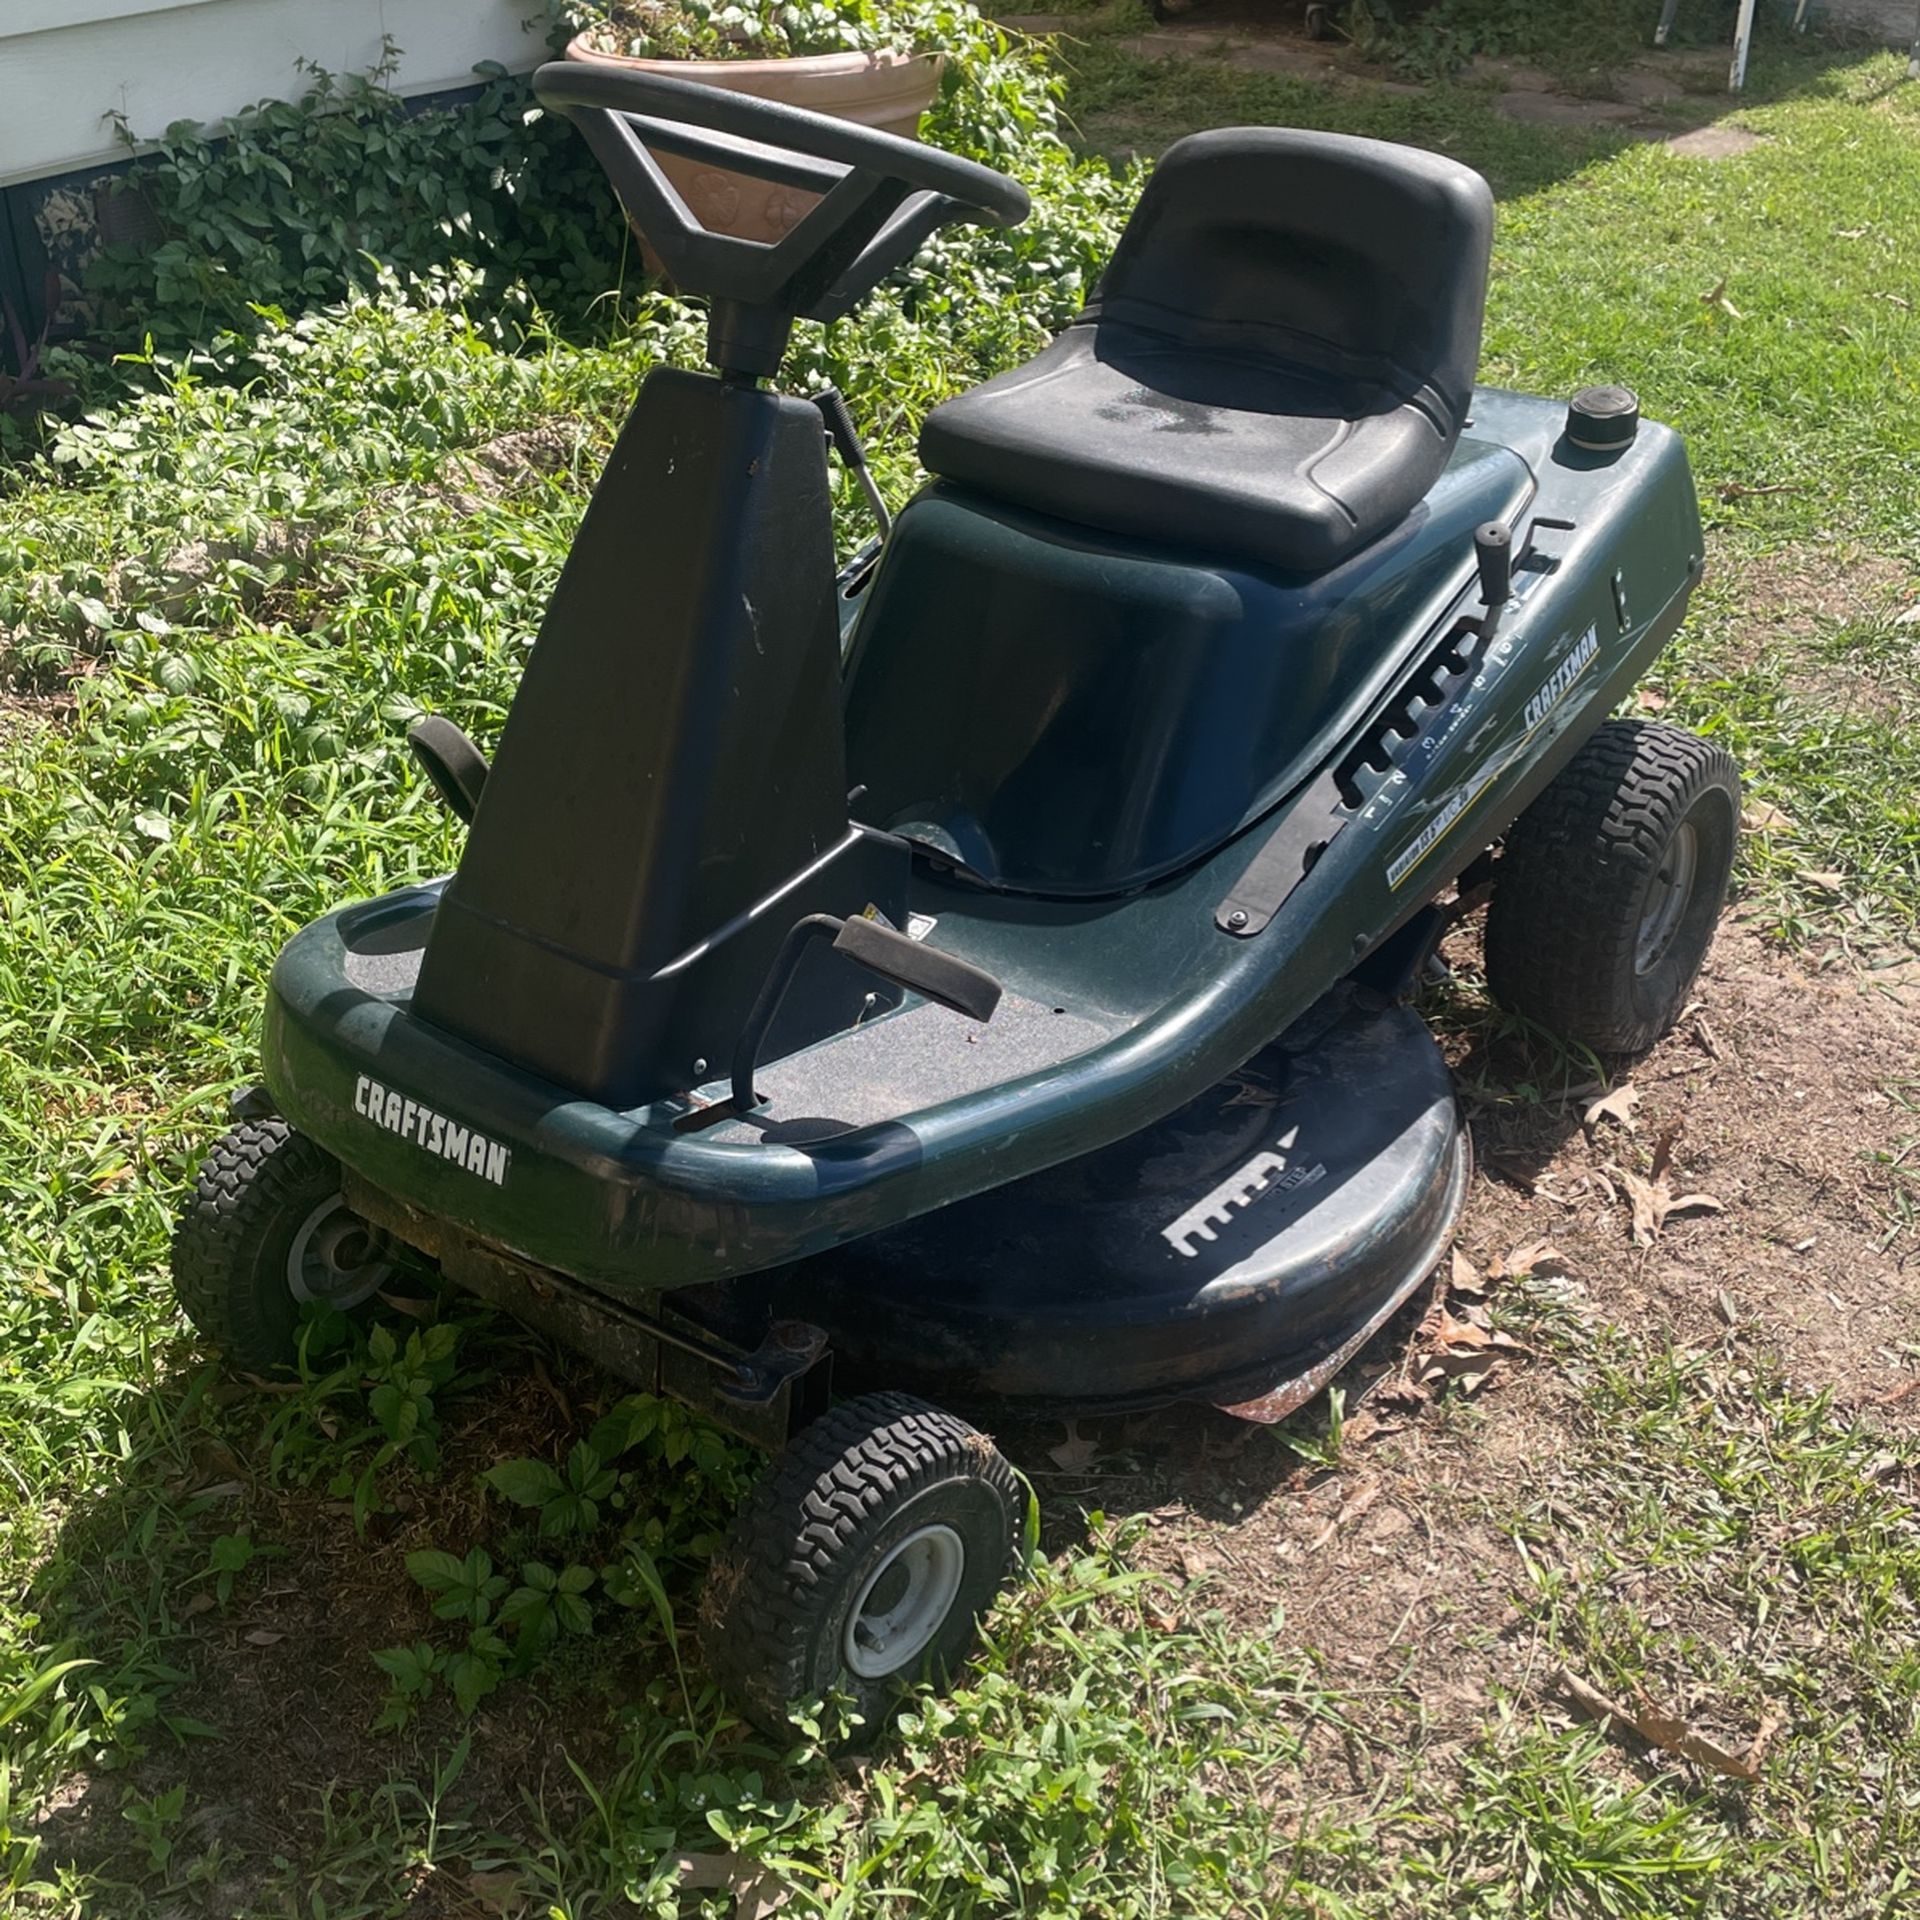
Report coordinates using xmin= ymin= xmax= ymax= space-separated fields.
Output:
xmin=1567 ymin=384 xmax=1640 ymax=453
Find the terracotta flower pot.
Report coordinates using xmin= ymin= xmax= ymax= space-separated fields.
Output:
xmin=563 ymin=33 xmax=944 ymax=247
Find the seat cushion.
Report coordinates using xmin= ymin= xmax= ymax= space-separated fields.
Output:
xmin=918 ymin=126 xmax=1494 ymax=577
xmin=919 ymin=320 xmax=1451 ymax=576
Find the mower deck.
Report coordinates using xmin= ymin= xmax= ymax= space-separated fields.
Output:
xmin=702 ymin=991 xmax=1468 ymax=1418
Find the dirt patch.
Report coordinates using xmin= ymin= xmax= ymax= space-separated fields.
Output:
xmin=1707 ymin=545 xmax=1919 ymax=718
xmin=1666 ymin=124 xmax=1771 ymax=157
xmin=26 ymin=1360 xmax=620 ymax=1900
xmin=1018 ymin=6 xmax=1735 ymax=142
xmin=1496 ymin=90 xmax=1645 ymax=128
xmin=0 ymin=688 xmax=72 ymax=744
xmin=1731 ymin=546 xmax=1914 ymax=638
xmin=1443 ymin=921 xmax=1920 ymax=1405
xmin=424 ymin=424 xmax=587 ymax=519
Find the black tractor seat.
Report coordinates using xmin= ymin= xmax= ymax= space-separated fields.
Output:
xmin=919 ymin=127 xmax=1495 ymax=576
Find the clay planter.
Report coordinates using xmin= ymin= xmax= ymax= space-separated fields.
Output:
xmin=563 ymin=33 xmax=944 ymax=247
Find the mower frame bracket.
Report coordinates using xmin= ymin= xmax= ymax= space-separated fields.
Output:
xmin=1215 ymin=770 xmax=1348 ymax=937
xmin=340 ymin=1171 xmax=831 ymax=1450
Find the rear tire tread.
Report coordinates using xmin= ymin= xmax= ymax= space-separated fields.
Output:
xmin=1485 ymin=719 xmax=1739 ymax=1053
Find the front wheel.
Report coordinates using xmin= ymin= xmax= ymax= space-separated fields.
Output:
xmin=172 ymin=1118 xmax=396 ymax=1373
xmin=1485 ymin=720 xmax=1740 ymax=1054
xmin=698 ymin=1392 xmax=1024 ymax=1740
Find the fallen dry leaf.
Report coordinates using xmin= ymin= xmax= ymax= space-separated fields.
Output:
xmin=243 ymin=1628 xmax=285 ymax=1648
xmin=1612 ymin=1125 xmax=1724 ymax=1246
xmin=1741 ymin=800 xmax=1795 ymax=833
xmin=1306 ymin=1479 xmax=1380 ymax=1552
xmin=671 ymin=1853 xmax=788 ymax=1920
xmin=1339 ymin=1408 xmax=1396 ymax=1449
xmin=1175 ymin=1538 xmax=1224 ymax=1582
xmin=1551 ymin=1665 xmax=1764 ymax=1782
xmin=1631 ymin=1698 xmax=1762 ymax=1781
xmin=466 ymin=1868 xmax=526 ymax=1915
xmin=1449 ymin=1246 xmax=1487 ymax=1299
xmin=1798 ymin=868 xmax=1848 ymax=893
xmin=1584 ymin=1083 xmax=1641 ymax=1134
xmin=1432 ymin=1308 xmax=1493 ymax=1351
xmin=1745 ymin=1704 xmax=1787 ymax=1774
xmin=1488 ymin=1239 xmax=1573 ymax=1283
xmin=1418 ymin=1348 xmax=1515 ymax=1394
xmin=375 ymin=1288 xmax=436 ymax=1319
xmin=1366 ymin=1378 xmax=1431 ymax=1412
xmin=1699 ymin=277 xmax=1744 ymax=319
xmin=1634 ymin=687 xmax=1668 ymax=712
xmin=1047 ymin=1420 xmax=1100 ymax=1473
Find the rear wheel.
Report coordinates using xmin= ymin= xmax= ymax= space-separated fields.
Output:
xmin=1485 ymin=720 xmax=1739 ymax=1053
xmin=698 ymin=1392 xmax=1024 ymax=1741
xmin=172 ymin=1119 xmax=395 ymax=1372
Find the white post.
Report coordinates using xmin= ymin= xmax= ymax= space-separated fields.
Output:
xmin=1729 ymin=0 xmax=1758 ymax=89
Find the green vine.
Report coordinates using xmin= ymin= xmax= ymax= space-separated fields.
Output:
xmin=89 ymin=41 xmax=617 ymax=352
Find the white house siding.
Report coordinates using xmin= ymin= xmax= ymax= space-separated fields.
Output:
xmin=0 ymin=0 xmax=545 ymax=190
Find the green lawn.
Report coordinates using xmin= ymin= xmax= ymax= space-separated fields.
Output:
xmin=2 ymin=12 xmax=1919 ymax=1917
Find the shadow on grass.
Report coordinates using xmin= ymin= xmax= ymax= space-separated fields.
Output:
xmin=1051 ymin=7 xmax=1913 ymax=200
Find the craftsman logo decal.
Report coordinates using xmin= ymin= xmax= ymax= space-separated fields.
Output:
xmin=353 ymin=1076 xmax=510 ymax=1186
xmin=1383 ymin=622 xmax=1605 ymax=890
xmin=1386 ymin=788 xmax=1473 ymax=890
xmin=1162 ymin=1127 xmax=1328 ymax=1259
xmin=1522 ymin=624 xmax=1600 ymax=732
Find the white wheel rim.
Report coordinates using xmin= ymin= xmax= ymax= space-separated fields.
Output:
xmin=843 ymin=1524 xmax=967 ymax=1680
xmin=1636 ymin=819 xmax=1699 ymax=975
xmin=286 ymin=1195 xmax=391 ymax=1308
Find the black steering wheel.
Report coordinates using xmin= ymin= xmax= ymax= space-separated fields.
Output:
xmin=532 ymin=62 xmax=1029 ymax=364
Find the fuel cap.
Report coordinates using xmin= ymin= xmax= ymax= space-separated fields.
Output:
xmin=1566 ymin=384 xmax=1640 ymax=453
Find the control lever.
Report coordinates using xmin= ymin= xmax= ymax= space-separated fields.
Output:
xmin=1473 ymin=521 xmax=1512 ymax=609
xmin=690 ymin=912 xmax=1002 ymax=1128
xmin=811 ymin=385 xmax=893 ymax=543
xmin=408 ymin=716 xmax=490 ymax=824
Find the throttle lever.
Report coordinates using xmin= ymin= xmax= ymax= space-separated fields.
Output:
xmin=811 ymin=385 xmax=892 ymax=542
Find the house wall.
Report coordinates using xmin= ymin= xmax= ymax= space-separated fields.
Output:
xmin=0 ymin=0 xmax=550 ymax=347
xmin=1 ymin=0 xmax=545 ymax=189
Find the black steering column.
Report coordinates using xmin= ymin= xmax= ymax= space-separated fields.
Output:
xmin=407 ymin=66 xmax=1027 ymax=1109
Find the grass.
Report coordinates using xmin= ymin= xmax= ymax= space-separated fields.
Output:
xmin=2 ymin=8 xmax=1920 ymax=1916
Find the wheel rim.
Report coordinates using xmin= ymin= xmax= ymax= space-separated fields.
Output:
xmin=286 ymin=1195 xmax=392 ymax=1308
xmin=1635 ymin=820 xmax=1699 ymax=975
xmin=843 ymin=1524 xmax=967 ymax=1680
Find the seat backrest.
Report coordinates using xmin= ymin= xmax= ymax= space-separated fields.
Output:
xmin=1088 ymin=127 xmax=1493 ymax=431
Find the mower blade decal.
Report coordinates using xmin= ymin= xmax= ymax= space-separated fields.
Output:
xmin=1162 ymin=1127 xmax=1328 ymax=1258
